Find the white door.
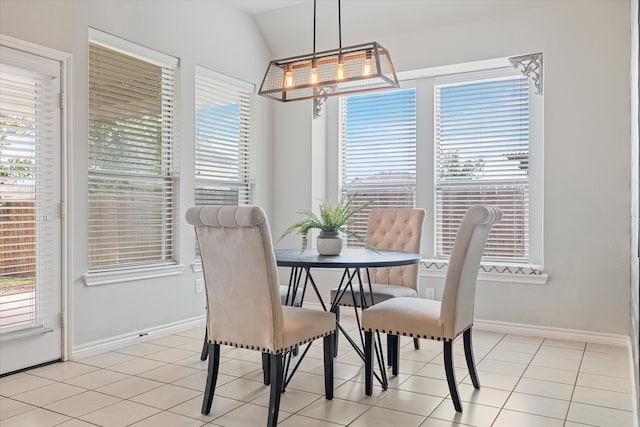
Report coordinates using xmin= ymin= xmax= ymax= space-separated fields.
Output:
xmin=0 ymin=45 xmax=63 ymax=374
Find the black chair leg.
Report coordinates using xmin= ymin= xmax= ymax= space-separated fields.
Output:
xmin=364 ymin=331 xmax=373 ymax=396
xmin=413 ymin=337 xmax=420 ymax=350
xmin=332 ymin=305 xmax=340 ymax=357
xmin=200 ymin=327 xmax=209 ymax=361
xmin=390 ymin=334 xmax=400 ymax=376
xmin=323 ymin=334 xmax=334 ymax=400
xmin=444 ymin=341 xmax=462 ymax=412
xmin=267 ymin=353 xmax=284 ymax=427
xmin=201 ymin=343 xmax=220 ymax=415
xmin=386 ymin=334 xmax=393 ymax=367
xmin=463 ymin=328 xmax=480 ymax=389
xmin=262 ymin=352 xmax=271 ymax=385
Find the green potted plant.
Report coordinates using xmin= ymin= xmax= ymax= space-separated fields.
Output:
xmin=279 ymin=194 xmax=372 ymax=255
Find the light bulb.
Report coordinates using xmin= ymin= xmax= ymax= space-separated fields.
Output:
xmin=309 ymin=59 xmax=319 ymax=85
xmin=361 ymin=58 xmax=371 ymax=77
xmin=284 ymin=66 xmax=294 ymax=89
xmin=336 ymin=56 xmax=345 ymax=81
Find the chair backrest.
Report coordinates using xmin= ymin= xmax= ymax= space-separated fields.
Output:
xmin=366 ymin=208 xmax=425 ymax=289
xmin=440 ymin=205 xmax=502 ymax=338
xmin=185 ymin=205 xmax=284 ymax=353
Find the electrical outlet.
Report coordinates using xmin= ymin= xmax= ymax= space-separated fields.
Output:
xmin=424 ymin=287 xmax=435 ymax=300
xmin=195 ymin=279 xmax=204 ymax=294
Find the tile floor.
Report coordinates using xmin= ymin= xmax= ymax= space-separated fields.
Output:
xmin=0 ymin=309 xmax=636 ymax=427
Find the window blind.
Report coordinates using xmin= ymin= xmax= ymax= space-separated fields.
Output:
xmin=88 ymin=41 xmax=177 ymax=270
xmin=435 ymin=70 xmax=529 ymax=261
xmin=195 ymin=67 xmax=253 ymax=207
xmin=339 ymin=88 xmax=416 ymax=246
xmin=0 ymin=50 xmax=59 ymax=330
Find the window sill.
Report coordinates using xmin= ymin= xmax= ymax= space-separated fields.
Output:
xmin=419 ymin=258 xmax=548 ymax=285
xmin=84 ymin=264 xmax=185 ymax=286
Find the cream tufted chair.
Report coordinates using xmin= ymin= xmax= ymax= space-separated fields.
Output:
xmin=361 ymin=205 xmax=502 ymax=413
xmin=329 ymin=208 xmax=425 ymax=355
xmin=186 ymin=205 xmax=335 ymax=426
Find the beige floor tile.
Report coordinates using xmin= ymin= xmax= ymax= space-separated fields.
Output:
xmin=477 ymin=359 xmax=528 ymax=377
xmin=397 ymin=374 xmax=451 ymax=397
xmin=0 ymin=407 xmax=70 ymax=426
xmin=501 ymin=334 xmax=545 ymax=345
xmin=428 ymin=400 xmax=500 ymax=427
xmin=419 ymin=418 xmax=473 ymax=427
xmin=456 ymin=383 xmax=510 ymax=408
xmin=310 ymin=361 xmax=361 ymax=380
xmin=129 ymin=410 xmax=206 ymax=426
xmin=535 ymin=345 xmax=584 ymax=360
xmin=523 ymin=365 xmax=578 ymax=385
xmin=79 ymin=399 xmax=160 ymax=426
xmin=461 ymin=371 xmax=520 ymax=391
xmin=171 ymin=370 xmax=235 ymax=392
xmin=114 ymin=342 xmax=166 ymax=357
xmin=213 ymin=402 xmax=292 ymax=426
xmin=566 ymin=401 xmax=634 ymax=427
xmin=26 ymin=361 xmax=97 ymax=382
xmin=56 ymin=419 xmax=100 ymax=426
xmin=138 ymin=363 xmax=200 ymax=383
xmin=0 ymin=397 xmax=36 ymax=420
xmin=541 ymin=338 xmax=586 ymax=351
xmin=287 ymin=371 xmax=346 ymax=395
xmin=169 ymin=394 xmax=243 ymax=422
xmin=142 ymin=348 xmax=197 ymax=363
xmin=331 ymin=379 xmax=387 ymax=404
xmin=514 ymin=377 xmax=574 ymax=400
xmin=503 ymin=392 xmax=569 ymax=419
xmin=95 ymin=375 xmax=164 ymax=399
xmin=62 ymin=368 xmax=129 ymax=389
xmin=145 ymin=334 xmax=199 ymax=348
xmin=584 ymin=343 xmax=628 ymax=355
xmin=77 ymin=351 xmax=135 ymax=368
xmin=215 ymin=378 xmax=270 ymax=401
xmin=11 ymin=382 xmax=85 ymax=406
xmin=492 ymin=409 xmax=564 ymax=427
xmin=43 ymin=390 xmax=121 ymax=417
xmin=375 ymin=388 xmax=443 ymax=416
xmin=493 ymin=341 xmax=540 ymax=354
xmin=413 ymin=362 xmax=467 ymax=383
xmin=174 ymin=327 xmax=206 ymax=340
xmin=0 ymin=374 xmax=54 ymax=397
xmin=131 ymin=383 xmax=201 ymax=410
xmin=576 ymin=372 xmax=632 ymax=393
xmin=252 ymin=387 xmax=321 ymax=413
xmin=484 ymin=349 xmax=535 ymax=364
xmin=298 ymin=397 xmax=370 ymax=425
xmin=277 ymin=414 xmax=342 ymax=426
xmin=580 ymin=360 xmax=630 ymax=378
xmin=218 ymin=359 xmax=263 ymax=377
xmin=571 ymin=385 xmax=633 ymax=411
xmin=350 ymin=405 xmax=426 ymax=427
xmin=108 ymin=357 xmax=166 ymax=375
xmin=530 ymin=354 xmax=581 ymax=371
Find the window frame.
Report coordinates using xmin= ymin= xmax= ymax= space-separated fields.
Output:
xmin=330 ymin=60 xmax=546 ymax=285
xmin=84 ymin=29 xmax=182 ymax=285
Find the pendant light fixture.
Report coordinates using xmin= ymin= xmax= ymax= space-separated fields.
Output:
xmin=258 ymin=0 xmax=399 ymax=115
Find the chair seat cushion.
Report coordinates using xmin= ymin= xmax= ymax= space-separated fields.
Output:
xmin=361 ymin=297 xmax=453 ymax=341
xmin=330 ymin=283 xmax=418 ymax=307
xmin=280 ymin=306 xmax=335 ymax=353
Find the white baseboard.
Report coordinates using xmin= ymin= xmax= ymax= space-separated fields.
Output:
xmin=71 ymin=315 xmax=206 ymax=360
xmin=474 ymin=318 xmax=629 ymax=347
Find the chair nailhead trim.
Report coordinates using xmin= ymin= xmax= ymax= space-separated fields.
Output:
xmin=209 ymin=330 xmax=335 ymax=354
xmin=361 ymin=324 xmax=472 ymax=342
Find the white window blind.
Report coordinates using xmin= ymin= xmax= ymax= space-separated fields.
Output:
xmin=195 ymin=67 xmax=253 ymax=207
xmin=88 ymin=38 xmax=177 ymax=270
xmin=0 ymin=49 xmax=59 ymax=330
xmin=435 ymin=69 xmax=529 ymax=261
xmin=339 ymin=88 xmax=416 ymax=246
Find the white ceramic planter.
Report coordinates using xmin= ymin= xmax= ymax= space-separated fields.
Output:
xmin=317 ymin=231 xmax=343 ymax=256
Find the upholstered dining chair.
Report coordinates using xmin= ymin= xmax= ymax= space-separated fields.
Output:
xmin=361 ymin=205 xmax=502 ymax=412
xmin=329 ymin=208 xmax=425 ymax=355
xmin=186 ymin=205 xmax=335 ymax=426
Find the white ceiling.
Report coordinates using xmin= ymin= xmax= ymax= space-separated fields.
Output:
xmin=225 ymin=0 xmax=553 ymax=58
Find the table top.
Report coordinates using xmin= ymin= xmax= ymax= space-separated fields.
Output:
xmin=274 ymin=248 xmax=421 ymax=269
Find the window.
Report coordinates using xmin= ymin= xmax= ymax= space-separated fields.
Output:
xmin=87 ymin=32 xmax=178 ymax=271
xmin=435 ymin=69 xmax=529 ymax=262
xmin=195 ymin=67 xmax=253 ymax=208
xmin=339 ymin=88 xmax=416 ymax=245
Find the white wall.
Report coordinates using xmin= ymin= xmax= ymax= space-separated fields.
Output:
xmin=0 ymin=0 xmax=273 ymax=349
xmin=272 ymin=1 xmax=632 ymax=334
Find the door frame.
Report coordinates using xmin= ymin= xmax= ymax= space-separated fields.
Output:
xmin=0 ymin=34 xmax=72 ymax=363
